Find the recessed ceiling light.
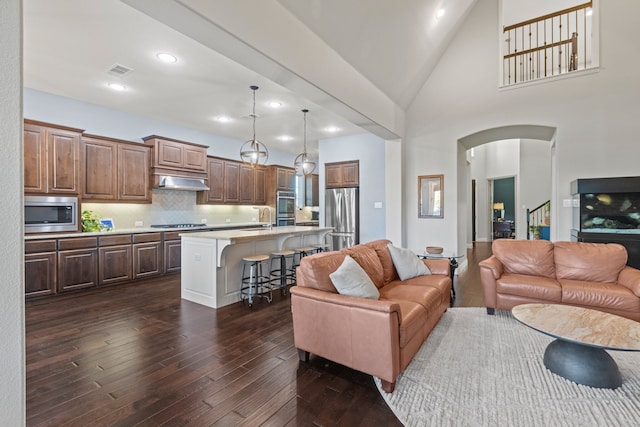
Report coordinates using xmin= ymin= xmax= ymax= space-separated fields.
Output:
xmin=436 ymin=8 xmax=446 ymax=20
xmin=324 ymin=126 xmax=340 ymax=133
xmin=267 ymin=101 xmax=282 ymax=108
xmin=277 ymin=135 xmax=293 ymax=141
xmin=107 ymin=82 xmax=126 ymax=91
xmin=156 ymin=53 xmax=177 ymax=63
xmin=214 ymin=116 xmax=232 ymax=123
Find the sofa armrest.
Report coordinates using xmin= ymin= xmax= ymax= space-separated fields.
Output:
xmin=289 ymin=286 xmax=401 ymax=384
xmin=424 ymin=259 xmax=451 ymax=277
xmin=618 ymin=266 xmax=640 ymax=297
xmin=479 ymin=256 xmax=504 ymax=309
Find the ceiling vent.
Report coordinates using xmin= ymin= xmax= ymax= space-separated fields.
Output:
xmin=107 ymin=63 xmax=134 ymax=77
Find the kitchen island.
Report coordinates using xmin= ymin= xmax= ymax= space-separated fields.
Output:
xmin=180 ymin=226 xmax=333 ymax=308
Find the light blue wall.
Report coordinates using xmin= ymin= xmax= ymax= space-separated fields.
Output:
xmin=319 ymin=133 xmax=386 ymax=245
xmin=24 ymin=88 xmax=295 ymax=165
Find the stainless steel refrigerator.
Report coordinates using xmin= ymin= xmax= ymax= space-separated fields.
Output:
xmin=325 ymin=188 xmax=359 ymax=250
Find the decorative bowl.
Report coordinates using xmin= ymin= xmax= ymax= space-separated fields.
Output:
xmin=426 ymin=246 xmax=443 ymax=254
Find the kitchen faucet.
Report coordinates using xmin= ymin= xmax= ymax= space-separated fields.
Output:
xmin=260 ymin=207 xmax=272 ymax=229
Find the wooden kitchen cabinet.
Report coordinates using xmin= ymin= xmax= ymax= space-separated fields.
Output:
xmin=133 ymin=233 xmax=163 ymax=279
xmin=164 ymin=231 xmax=182 ymax=273
xmin=199 ymin=157 xmax=225 ymax=203
xmin=57 ymin=237 xmax=98 ymax=292
xmin=98 ymin=234 xmax=132 ymax=286
xmin=25 ymin=240 xmax=57 ymax=297
xmin=276 ymin=167 xmax=296 ymax=191
xmin=118 ymin=143 xmax=151 ymax=201
xmin=224 ymin=160 xmax=240 ymax=202
xmin=143 ymin=136 xmax=207 ymax=172
xmin=325 ymin=161 xmax=359 ymax=188
xmin=24 ymin=120 xmax=82 ymax=195
xmin=82 ymin=135 xmax=151 ymax=202
xmin=253 ymin=167 xmax=266 ymax=205
xmin=239 ymin=163 xmax=255 ymax=203
xmin=305 ymin=173 xmax=319 ymax=206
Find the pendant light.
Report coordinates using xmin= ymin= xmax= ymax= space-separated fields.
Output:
xmin=240 ymin=85 xmax=269 ymax=166
xmin=294 ymin=108 xmax=316 ymax=176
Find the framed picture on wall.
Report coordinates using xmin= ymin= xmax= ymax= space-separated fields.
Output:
xmin=418 ymin=174 xmax=444 ymax=218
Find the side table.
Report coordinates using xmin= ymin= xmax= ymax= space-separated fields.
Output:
xmin=419 ymin=252 xmax=464 ymax=302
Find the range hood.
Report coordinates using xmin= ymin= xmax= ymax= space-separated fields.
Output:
xmin=156 ymin=175 xmax=209 ymax=191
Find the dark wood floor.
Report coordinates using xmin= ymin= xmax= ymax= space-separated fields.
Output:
xmin=25 ymin=242 xmax=493 ymax=426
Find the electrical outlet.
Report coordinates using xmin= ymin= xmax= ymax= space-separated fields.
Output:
xmin=201 ymin=218 xmax=207 ymax=224
xmin=252 ymin=217 xmax=257 ymax=222
xmin=134 ymin=221 xmax=143 ymax=227
xmin=225 ymin=218 xmax=231 ymax=223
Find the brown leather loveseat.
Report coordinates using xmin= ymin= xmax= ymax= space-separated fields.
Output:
xmin=290 ymin=239 xmax=452 ymax=393
xmin=480 ymin=239 xmax=640 ymax=321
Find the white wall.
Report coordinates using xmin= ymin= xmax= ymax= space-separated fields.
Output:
xmin=0 ymin=0 xmax=25 ymax=423
xmin=319 ymin=133 xmax=386 ymax=245
xmin=404 ymin=0 xmax=640 ymax=255
xmin=520 ymin=138 xmax=553 ymax=230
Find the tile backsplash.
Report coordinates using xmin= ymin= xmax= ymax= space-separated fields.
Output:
xmin=82 ymin=189 xmax=272 ymax=229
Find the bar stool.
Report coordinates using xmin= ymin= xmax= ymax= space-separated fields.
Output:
xmin=269 ymin=250 xmax=295 ymax=295
xmin=240 ymin=254 xmax=271 ymax=308
xmin=292 ymin=246 xmax=317 ymax=279
xmin=312 ymin=243 xmax=330 ymax=253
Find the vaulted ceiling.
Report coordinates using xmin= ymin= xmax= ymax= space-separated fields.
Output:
xmin=23 ymin=0 xmax=478 ymax=154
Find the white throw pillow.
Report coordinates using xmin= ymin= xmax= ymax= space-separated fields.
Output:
xmin=387 ymin=244 xmax=431 ymax=281
xmin=329 ymin=255 xmax=380 ymax=300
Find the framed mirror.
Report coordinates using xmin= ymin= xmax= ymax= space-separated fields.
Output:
xmin=418 ymin=174 xmax=444 ymax=218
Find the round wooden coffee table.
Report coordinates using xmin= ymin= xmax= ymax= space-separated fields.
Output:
xmin=512 ymin=303 xmax=640 ymax=389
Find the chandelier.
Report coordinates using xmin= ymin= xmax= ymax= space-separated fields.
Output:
xmin=240 ymin=85 xmax=269 ymax=166
xmin=294 ymin=108 xmax=316 ymax=176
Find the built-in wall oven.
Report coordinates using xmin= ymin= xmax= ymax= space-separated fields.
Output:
xmin=25 ymin=195 xmax=78 ymax=233
xmin=276 ymin=191 xmax=296 ymax=227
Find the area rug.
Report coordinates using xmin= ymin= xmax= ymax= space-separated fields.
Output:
xmin=375 ymin=308 xmax=640 ymax=426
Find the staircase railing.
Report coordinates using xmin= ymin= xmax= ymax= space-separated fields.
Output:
xmin=502 ymin=1 xmax=593 ymax=86
xmin=526 ymin=200 xmax=550 ymax=240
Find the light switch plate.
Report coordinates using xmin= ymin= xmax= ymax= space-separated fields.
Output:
xmin=374 ymin=202 xmax=383 ymax=209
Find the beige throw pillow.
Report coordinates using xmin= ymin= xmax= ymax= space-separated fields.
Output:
xmin=387 ymin=244 xmax=431 ymax=280
xmin=329 ymin=255 xmax=380 ymax=300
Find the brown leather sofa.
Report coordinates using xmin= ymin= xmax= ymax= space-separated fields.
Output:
xmin=480 ymin=239 xmax=640 ymax=321
xmin=290 ymin=239 xmax=452 ymax=393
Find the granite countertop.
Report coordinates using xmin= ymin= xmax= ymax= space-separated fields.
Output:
xmin=24 ymin=222 xmax=271 ymax=240
xmin=180 ymin=226 xmax=333 ymax=241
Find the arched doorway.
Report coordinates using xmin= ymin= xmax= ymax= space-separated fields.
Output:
xmin=457 ymin=125 xmax=557 ymax=251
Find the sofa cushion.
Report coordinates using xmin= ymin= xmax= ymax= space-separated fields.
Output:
xmin=367 ymin=239 xmax=399 ymax=284
xmin=379 ymin=282 xmax=442 ymax=312
xmin=329 ymin=255 xmax=380 ymax=300
xmin=387 ymin=244 xmax=431 ymax=281
xmin=554 ymin=242 xmax=627 ymax=283
xmin=493 ymin=239 xmax=556 ymax=279
xmin=400 ymin=274 xmax=452 ymax=297
xmin=344 ymin=245 xmax=385 ymax=288
xmin=389 ymin=300 xmax=428 ymax=348
xmin=297 ymin=251 xmax=346 ymax=292
xmin=560 ymin=279 xmax=640 ymax=312
xmin=496 ymin=273 xmax=562 ymax=301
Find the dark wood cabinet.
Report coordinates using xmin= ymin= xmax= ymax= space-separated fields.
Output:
xmin=224 ymin=161 xmax=240 ymax=202
xmin=57 ymin=237 xmax=98 ymax=292
xmin=118 ymin=143 xmax=150 ymax=201
xmin=164 ymin=232 xmax=182 ymax=274
xmin=325 ymin=161 xmax=359 ymax=188
xmin=200 ymin=157 xmax=225 ymax=203
xmin=25 ymin=240 xmax=57 ymax=297
xmin=24 ymin=120 xmax=82 ymax=195
xmin=276 ymin=167 xmax=296 ymax=191
xmin=81 ymin=136 xmax=118 ymax=200
xmin=143 ymin=136 xmax=207 ymax=172
xmin=98 ymin=235 xmax=132 ymax=286
xmin=82 ymin=135 xmax=150 ymax=202
xmin=305 ymin=174 xmax=319 ymax=206
xmin=254 ymin=167 xmax=266 ymax=205
xmin=133 ymin=233 xmax=163 ymax=279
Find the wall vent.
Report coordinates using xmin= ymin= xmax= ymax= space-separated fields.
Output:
xmin=107 ymin=63 xmax=134 ymax=77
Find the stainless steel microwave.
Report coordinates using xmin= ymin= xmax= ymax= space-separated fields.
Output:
xmin=24 ymin=195 xmax=78 ymax=233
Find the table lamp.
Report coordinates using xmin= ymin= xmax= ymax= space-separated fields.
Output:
xmin=493 ymin=202 xmax=504 ymax=221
